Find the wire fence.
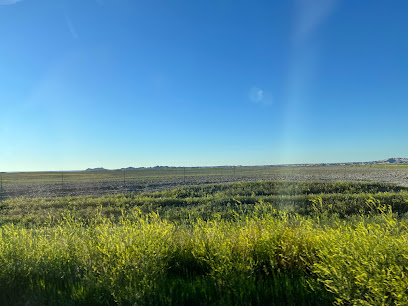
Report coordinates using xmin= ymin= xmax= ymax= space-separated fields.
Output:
xmin=0 ymin=167 xmax=286 ymax=200
xmin=3 ymin=165 xmax=403 ymax=200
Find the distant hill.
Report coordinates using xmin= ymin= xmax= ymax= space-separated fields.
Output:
xmin=319 ymin=157 xmax=408 ymax=166
xmin=375 ymin=158 xmax=408 ymax=164
xmin=83 ymin=158 xmax=408 ymax=171
xmin=119 ymin=167 xmax=142 ymax=171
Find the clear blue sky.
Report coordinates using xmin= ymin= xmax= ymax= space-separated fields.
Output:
xmin=1 ymin=0 xmax=407 ymax=171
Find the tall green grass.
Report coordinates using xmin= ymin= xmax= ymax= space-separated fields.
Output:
xmin=1 ymin=181 xmax=408 ymax=227
xmin=1 ymin=181 xmax=408 ymax=304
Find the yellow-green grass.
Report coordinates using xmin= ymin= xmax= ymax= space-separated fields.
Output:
xmin=1 ymin=181 xmax=408 ymax=227
xmin=1 ymin=205 xmax=408 ymax=305
xmin=1 ymin=181 xmax=408 ymax=305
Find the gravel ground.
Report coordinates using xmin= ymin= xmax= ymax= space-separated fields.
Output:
xmin=1 ymin=166 xmax=408 ymax=199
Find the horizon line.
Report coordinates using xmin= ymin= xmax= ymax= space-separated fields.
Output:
xmin=2 ymin=157 xmax=407 ymax=173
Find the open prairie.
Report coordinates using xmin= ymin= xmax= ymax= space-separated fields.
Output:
xmin=1 ymin=165 xmax=408 ymax=199
xmin=1 ymin=180 xmax=408 ymax=305
xmin=2 ymin=165 xmax=408 ymax=305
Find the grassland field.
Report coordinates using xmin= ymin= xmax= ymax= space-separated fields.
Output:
xmin=1 ymin=167 xmax=408 ymax=304
xmin=1 ymin=165 xmax=408 ymax=199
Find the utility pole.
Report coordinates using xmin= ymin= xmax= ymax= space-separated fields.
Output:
xmin=61 ymin=172 xmax=64 ymax=190
xmin=233 ymin=166 xmax=236 ymax=176
xmin=183 ymin=167 xmax=186 ymax=183
xmin=124 ymin=170 xmax=126 ymax=184
xmin=0 ymin=176 xmax=2 ymax=201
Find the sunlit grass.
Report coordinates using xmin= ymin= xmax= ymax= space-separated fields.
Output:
xmin=1 ymin=181 xmax=408 ymax=304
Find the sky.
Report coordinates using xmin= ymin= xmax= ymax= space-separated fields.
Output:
xmin=0 ymin=0 xmax=407 ymax=171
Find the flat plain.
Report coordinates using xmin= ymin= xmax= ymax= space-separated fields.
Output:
xmin=1 ymin=180 xmax=408 ymax=305
xmin=1 ymin=164 xmax=408 ymax=199
xmin=2 ymin=166 xmax=408 ymax=305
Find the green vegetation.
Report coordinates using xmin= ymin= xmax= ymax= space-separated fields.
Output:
xmin=2 ymin=181 xmax=408 ymax=227
xmin=1 ymin=181 xmax=408 ymax=305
